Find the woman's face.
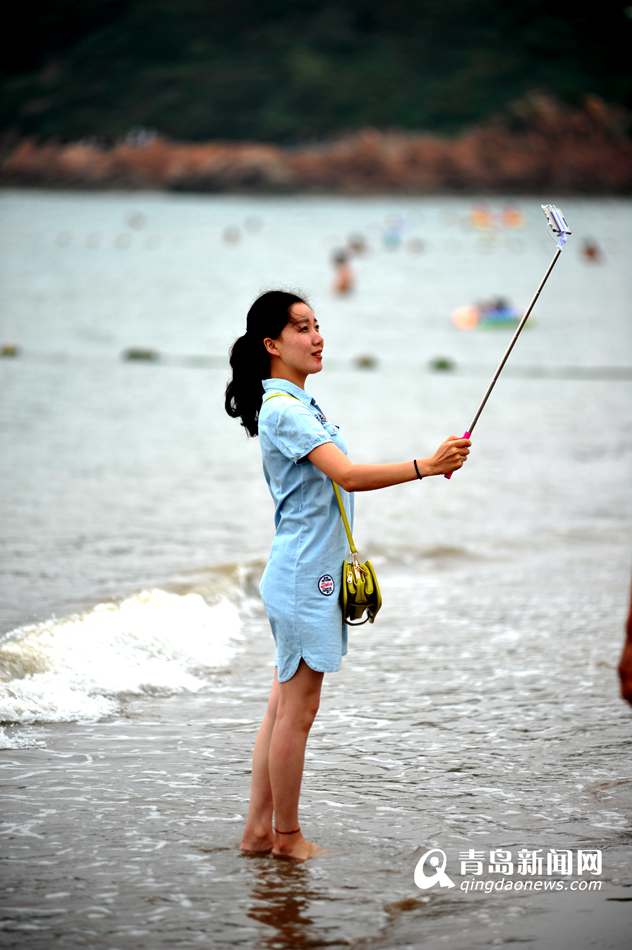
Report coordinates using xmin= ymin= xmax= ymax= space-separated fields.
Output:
xmin=265 ymin=302 xmax=324 ymax=380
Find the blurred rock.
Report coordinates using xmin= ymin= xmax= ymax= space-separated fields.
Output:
xmin=122 ymin=348 xmax=160 ymax=362
xmin=2 ymin=96 xmax=630 ymax=193
xmin=353 ymin=354 xmax=378 ymax=369
xmin=429 ymin=356 xmax=456 ymax=372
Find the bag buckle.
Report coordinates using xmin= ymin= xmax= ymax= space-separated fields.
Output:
xmin=351 ymin=551 xmax=363 ymax=585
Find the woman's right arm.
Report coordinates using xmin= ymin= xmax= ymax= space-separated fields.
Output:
xmin=307 ymin=437 xmax=471 ymax=492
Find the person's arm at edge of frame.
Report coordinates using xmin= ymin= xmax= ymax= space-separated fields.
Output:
xmin=307 ymin=436 xmax=471 ymax=492
xmin=618 ymin=580 xmax=632 ymax=706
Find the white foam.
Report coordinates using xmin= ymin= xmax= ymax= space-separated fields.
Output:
xmin=0 ymin=589 xmax=242 ymax=725
xmin=0 ymin=726 xmax=46 ymax=749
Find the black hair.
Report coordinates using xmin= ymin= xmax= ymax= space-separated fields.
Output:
xmin=224 ymin=289 xmax=307 ymax=437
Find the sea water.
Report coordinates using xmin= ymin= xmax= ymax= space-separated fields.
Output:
xmin=0 ymin=190 xmax=630 ymax=948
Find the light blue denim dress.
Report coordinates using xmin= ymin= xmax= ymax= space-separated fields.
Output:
xmin=258 ymin=377 xmax=354 ymax=682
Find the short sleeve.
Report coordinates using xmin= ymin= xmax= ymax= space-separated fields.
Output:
xmin=266 ymin=402 xmax=332 ymax=463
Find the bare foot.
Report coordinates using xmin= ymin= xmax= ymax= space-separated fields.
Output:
xmin=272 ymin=831 xmax=326 ymax=862
xmin=240 ymin=829 xmax=274 ymax=855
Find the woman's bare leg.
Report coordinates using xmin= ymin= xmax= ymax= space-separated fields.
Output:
xmin=239 ymin=669 xmax=280 ymax=854
xmin=269 ymin=659 xmax=325 ymax=861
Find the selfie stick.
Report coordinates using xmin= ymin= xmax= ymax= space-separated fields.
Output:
xmin=445 ymin=204 xmax=572 ymax=479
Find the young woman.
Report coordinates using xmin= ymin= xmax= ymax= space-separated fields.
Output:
xmin=225 ymin=290 xmax=471 ymax=862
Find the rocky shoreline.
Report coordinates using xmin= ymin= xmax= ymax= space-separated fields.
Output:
xmin=2 ymin=95 xmax=631 ymax=194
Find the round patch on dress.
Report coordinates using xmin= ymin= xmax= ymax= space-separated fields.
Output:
xmin=318 ymin=573 xmax=335 ymax=596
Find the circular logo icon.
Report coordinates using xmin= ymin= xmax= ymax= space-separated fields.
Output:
xmin=413 ymin=848 xmax=455 ymax=890
xmin=318 ymin=574 xmax=335 ymax=596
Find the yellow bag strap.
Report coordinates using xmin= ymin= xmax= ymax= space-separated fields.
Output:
xmin=263 ymin=391 xmax=357 ymax=554
xmin=331 ymin=482 xmax=357 ymax=555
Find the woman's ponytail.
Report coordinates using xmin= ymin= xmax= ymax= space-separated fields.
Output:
xmin=225 ymin=331 xmax=270 ymax=437
xmin=225 ymin=290 xmax=306 ymax=437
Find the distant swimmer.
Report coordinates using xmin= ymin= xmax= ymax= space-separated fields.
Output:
xmin=383 ymin=215 xmax=404 ymax=249
xmin=348 ymin=233 xmax=367 ymax=255
xmin=470 ymin=205 xmax=494 ymax=230
xmin=581 ymin=238 xmax=603 ymax=263
xmin=331 ymin=249 xmax=354 ymax=295
xmin=501 ymin=206 xmax=524 ymax=229
xmin=407 ymin=237 xmax=425 ymax=254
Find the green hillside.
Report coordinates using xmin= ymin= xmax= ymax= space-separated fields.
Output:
xmin=2 ymin=0 xmax=631 ymax=143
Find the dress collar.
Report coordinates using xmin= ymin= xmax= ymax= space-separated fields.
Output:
xmin=262 ymin=377 xmax=316 ymax=408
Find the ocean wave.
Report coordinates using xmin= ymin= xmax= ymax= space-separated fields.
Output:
xmin=0 ymin=587 xmax=243 ymax=728
xmin=0 ymin=725 xmax=47 ymax=750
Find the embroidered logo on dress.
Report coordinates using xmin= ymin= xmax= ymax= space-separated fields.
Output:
xmin=311 ymin=400 xmax=327 ymax=425
xmin=318 ymin=574 xmax=335 ymax=596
